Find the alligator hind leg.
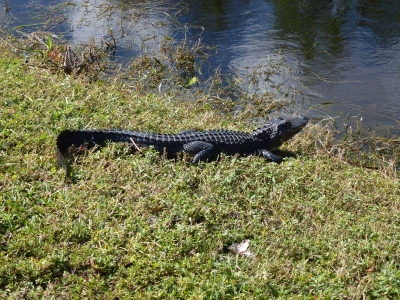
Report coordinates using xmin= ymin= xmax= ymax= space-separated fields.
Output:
xmin=183 ymin=141 xmax=215 ymax=163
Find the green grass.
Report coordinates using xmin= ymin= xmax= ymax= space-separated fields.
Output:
xmin=0 ymin=45 xmax=399 ymax=299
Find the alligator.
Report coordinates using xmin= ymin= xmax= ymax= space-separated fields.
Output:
xmin=57 ymin=116 xmax=308 ymax=173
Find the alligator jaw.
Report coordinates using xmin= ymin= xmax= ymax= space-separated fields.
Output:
xmin=279 ymin=116 xmax=308 ymax=142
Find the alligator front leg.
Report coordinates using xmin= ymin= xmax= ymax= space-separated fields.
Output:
xmin=183 ymin=141 xmax=215 ymax=163
xmin=261 ymin=149 xmax=282 ymax=163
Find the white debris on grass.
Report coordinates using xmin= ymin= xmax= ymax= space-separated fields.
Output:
xmin=228 ymin=239 xmax=253 ymax=257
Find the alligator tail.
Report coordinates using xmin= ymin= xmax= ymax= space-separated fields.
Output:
xmin=57 ymin=130 xmax=132 ymax=155
xmin=56 ymin=130 xmax=133 ymax=176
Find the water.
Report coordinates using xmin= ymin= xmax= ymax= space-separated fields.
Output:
xmin=1 ymin=0 xmax=399 ymax=136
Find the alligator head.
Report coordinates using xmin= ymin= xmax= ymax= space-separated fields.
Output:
xmin=252 ymin=116 xmax=308 ymax=150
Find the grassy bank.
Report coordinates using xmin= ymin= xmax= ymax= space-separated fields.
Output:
xmin=0 ymin=43 xmax=399 ymax=299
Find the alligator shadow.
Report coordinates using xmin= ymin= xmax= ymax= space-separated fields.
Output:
xmin=59 ymin=147 xmax=301 ymax=184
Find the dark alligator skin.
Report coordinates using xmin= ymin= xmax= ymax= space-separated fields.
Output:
xmin=57 ymin=116 xmax=308 ymax=171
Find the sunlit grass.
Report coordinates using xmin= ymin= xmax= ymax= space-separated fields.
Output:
xmin=0 ymin=42 xmax=399 ymax=299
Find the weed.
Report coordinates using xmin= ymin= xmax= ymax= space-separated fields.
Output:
xmin=0 ymin=31 xmax=399 ymax=299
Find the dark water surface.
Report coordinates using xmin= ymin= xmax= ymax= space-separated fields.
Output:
xmin=2 ymin=0 xmax=399 ymax=135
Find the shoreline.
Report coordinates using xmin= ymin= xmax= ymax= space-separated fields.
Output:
xmin=1 ymin=39 xmax=399 ymax=298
